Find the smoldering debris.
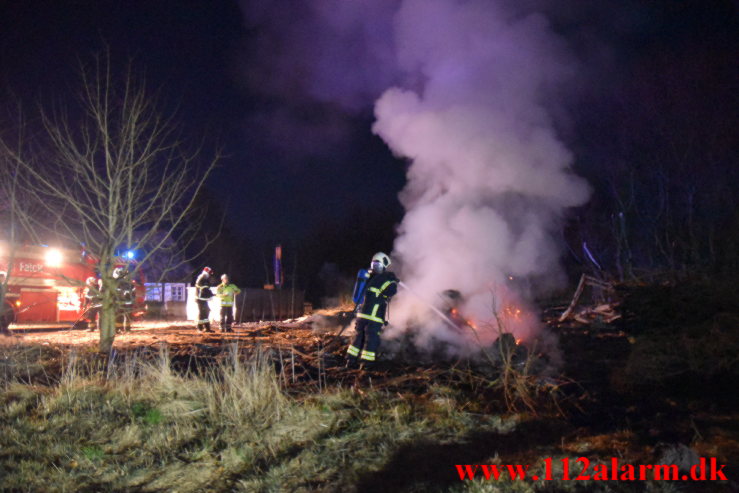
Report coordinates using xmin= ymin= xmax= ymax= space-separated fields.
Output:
xmin=304 ymin=310 xmax=357 ymax=335
xmin=298 ymin=302 xmax=560 ymax=376
xmin=382 ymin=319 xmax=563 ymax=377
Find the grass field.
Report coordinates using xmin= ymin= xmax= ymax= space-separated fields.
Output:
xmin=2 ymin=279 xmax=738 ymax=492
xmin=0 ymin=344 xmax=525 ymax=492
xmin=2 ymin=339 xmax=733 ymax=493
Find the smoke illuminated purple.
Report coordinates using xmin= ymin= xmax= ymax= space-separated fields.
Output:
xmin=373 ymin=0 xmax=590 ymax=351
xmin=239 ymin=0 xmax=591 ymax=354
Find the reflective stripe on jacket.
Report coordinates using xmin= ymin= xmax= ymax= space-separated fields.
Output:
xmin=217 ymin=283 xmax=241 ymax=306
xmin=195 ymin=273 xmax=212 ymax=300
xmin=356 ymin=271 xmax=398 ymax=324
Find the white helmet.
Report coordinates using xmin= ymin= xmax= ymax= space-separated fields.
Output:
xmin=86 ymin=276 xmax=97 ymax=285
xmin=113 ymin=267 xmax=127 ymax=279
xmin=371 ymin=252 xmax=391 ymax=272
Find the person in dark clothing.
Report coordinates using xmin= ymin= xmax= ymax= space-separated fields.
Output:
xmin=0 ymin=271 xmax=12 ymax=336
xmin=113 ymin=267 xmax=135 ymax=333
xmin=195 ymin=266 xmax=214 ymax=332
xmin=345 ymin=252 xmax=398 ymax=370
xmin=82 ymin=276 xmax=101 ymax=332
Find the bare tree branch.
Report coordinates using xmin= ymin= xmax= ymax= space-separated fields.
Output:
xmin=0 ymin=54 xmax=219 ymax=352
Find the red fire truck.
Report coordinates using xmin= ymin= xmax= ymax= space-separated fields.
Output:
xmin=0 ymin=241 xmax=144 ymax=324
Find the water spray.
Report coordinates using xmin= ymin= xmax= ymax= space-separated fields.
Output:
xmin=398 ymin=281 xmax=461 ymax=332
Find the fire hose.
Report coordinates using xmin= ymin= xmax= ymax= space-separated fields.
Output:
xmin=70 ymin=303 xmax=141 ymax=329
xmin=335 ymin=281 xmax=460 ymax=339
xmin=334 ymin=302 xmax=361 ymax=338
xmin=397 ymin=281 xmax=461 ymax=332
xmin=70 ymin=303 xmax=102 ymax=329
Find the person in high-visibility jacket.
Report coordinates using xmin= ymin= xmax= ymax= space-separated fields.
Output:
xmin=195 ymin=266 xmax=214 ymax=333
xmin=346 ymin=252 xmax=398 ymax=370
xmin=216 ymin=274 xmax=241 ymax=333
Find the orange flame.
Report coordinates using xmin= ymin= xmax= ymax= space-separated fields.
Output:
xmin=503 ymin=305 xmax=522 ymax=321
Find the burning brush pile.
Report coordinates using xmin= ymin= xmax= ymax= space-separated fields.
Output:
xmin=306 ymin=285 xmax=562 ymax=383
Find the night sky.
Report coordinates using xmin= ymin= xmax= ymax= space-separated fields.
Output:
xmin=0 ymin=1 xmax=737 ymax=296
xmin=0 ymin=1 xmax=406 ymax=241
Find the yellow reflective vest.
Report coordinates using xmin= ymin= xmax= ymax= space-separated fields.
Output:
xmin=216 ymin=283 xmax=241 ymax=306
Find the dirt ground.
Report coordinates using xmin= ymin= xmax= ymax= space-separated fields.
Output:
xmin=0 ymin=317 xmax=431 ymax=392
xmin=5 ymin=320 xmax=302 ymax=348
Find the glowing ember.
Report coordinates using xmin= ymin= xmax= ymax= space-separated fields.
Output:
xmin=503 ymin=306 xmax=523 ymax=321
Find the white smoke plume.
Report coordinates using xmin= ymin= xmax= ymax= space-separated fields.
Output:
xmin=373 ymin=0 xmax=590 ymax=351
xmin=239 ymin=0 xmax=591 ymax=355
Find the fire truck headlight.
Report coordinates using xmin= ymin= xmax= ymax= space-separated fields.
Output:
xmin=45 ymin=248 xmax=63 ymax=267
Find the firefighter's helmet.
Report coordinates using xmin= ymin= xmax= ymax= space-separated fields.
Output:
xmin=86 ymin=276 xmax=97 ymax=285
xmin=370 ymin=252 xmax=391 ymax=273
xmin=0 ymin=271 xmax=6 ymax=277
xmin=113 ymin=267 xmax=128 ymax=279
xmin=202 ymin=266 xmax=213 ymax=277
xmin=221 ymin=273 xmax=229 ymax=282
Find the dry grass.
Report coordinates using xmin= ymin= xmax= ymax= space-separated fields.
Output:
xmin=0 ymin=343 xmax=525 ymax=492
xmin=462 ymin=296 xmax=567 ymax=416
xmin=0 ymin=339 xmax=721 ymax=492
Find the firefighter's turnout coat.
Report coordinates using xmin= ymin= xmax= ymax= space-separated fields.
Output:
xmin=0 ymin=282 xmax=10 ymax=334
xmin=115 ymin=276 xmax=135 ymax=332
xmin=82 ymin=284 xmax=101 ymax=309
xmin=356 ymin=271 xmax=398 ymax=324
xmin=347 ymin=270 xmax=398 ymax=364
xmin=195 ymin=272 xmax=213 ymax=331
xmin=82 ymin=282 xmax=102 ymax=329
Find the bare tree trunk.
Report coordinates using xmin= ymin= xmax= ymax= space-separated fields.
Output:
xmin=0 ymin=53 xmax=218 ymax=352
xmin=99 ymin=289 xmax=117 ymax=353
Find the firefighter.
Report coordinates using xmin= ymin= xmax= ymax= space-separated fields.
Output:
xmin=82 ymin=276 xmax=101 ymax=332
xmin=0 ymin=271 xmax=11 ymax=336
xmin=195 ymin=266 xmax=214 ymax=333
xmin=216 ymin=274 xmax=241 ymax=333
xmin=113 ymin=267 xmax=135 ymax=333
xmin=345 ymin=252 xmax=398 ymax=370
